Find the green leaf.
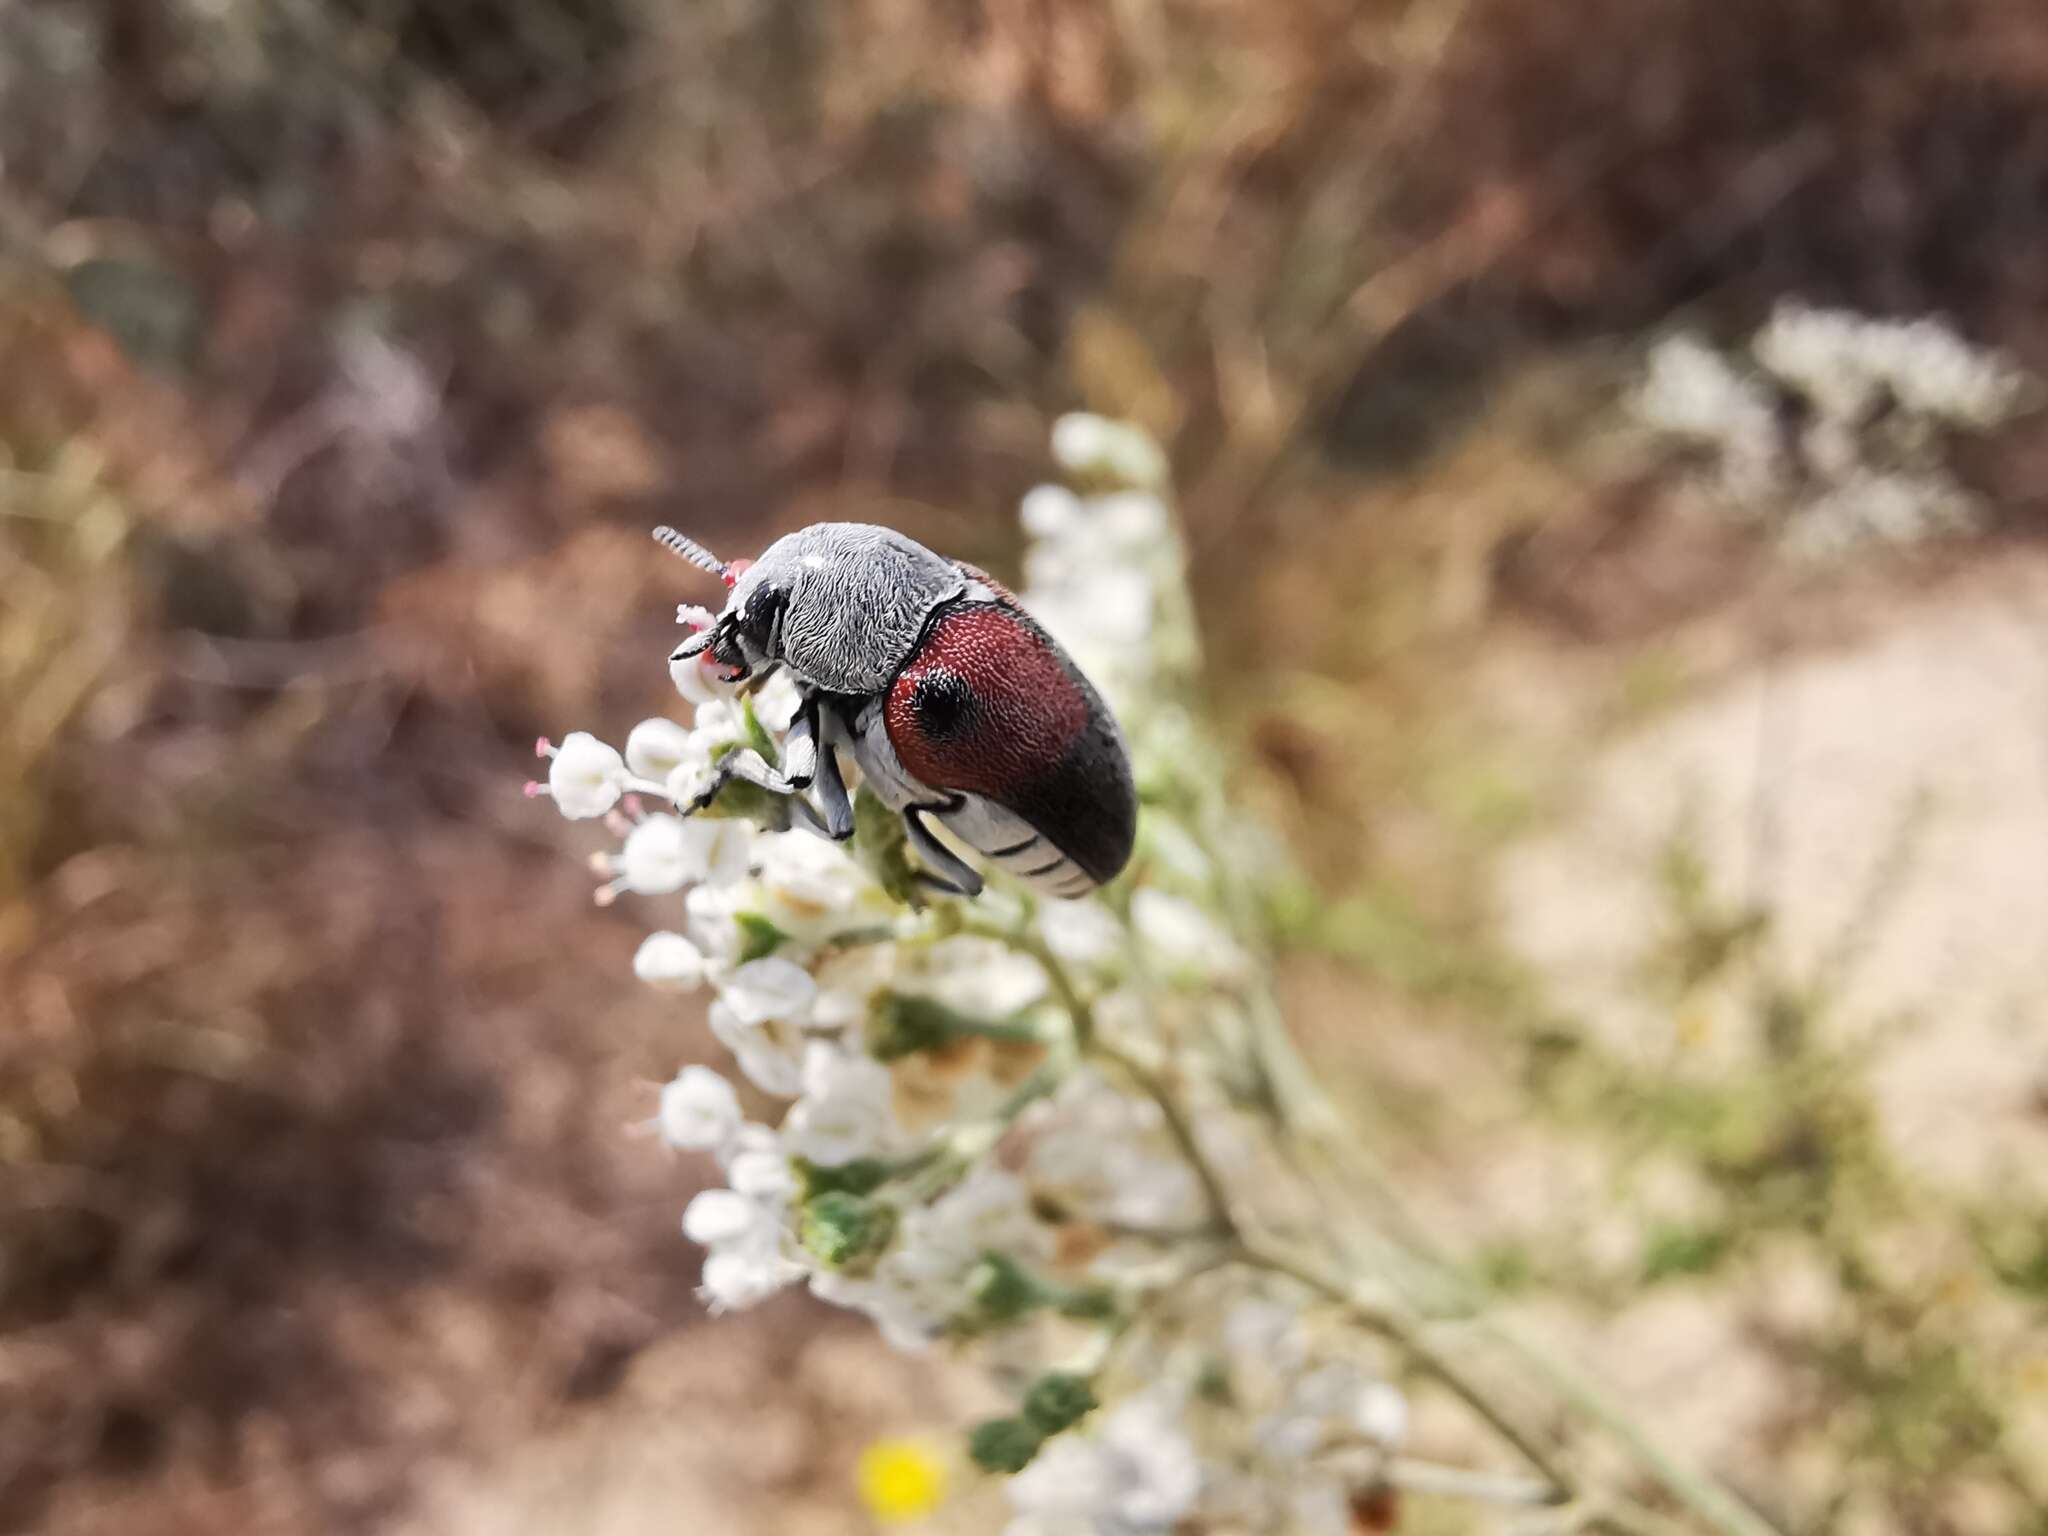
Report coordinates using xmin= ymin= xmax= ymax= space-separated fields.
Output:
xmin=735 ymin=911 xmax=788 ymax=962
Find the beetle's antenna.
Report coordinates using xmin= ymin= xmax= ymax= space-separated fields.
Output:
xmin=651 ymin=526 xmax=731 ymax=584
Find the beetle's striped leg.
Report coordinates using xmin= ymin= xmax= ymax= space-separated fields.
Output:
xmin=810 ymin=747 xmax=854 ymax=840
xmin=903 ymin=807 xmax=984 ymax=897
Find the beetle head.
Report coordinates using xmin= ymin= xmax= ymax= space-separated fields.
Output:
xmin=655 ymin=526 xmax=781 ymax=681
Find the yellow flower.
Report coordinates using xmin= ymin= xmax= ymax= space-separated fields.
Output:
xmin=858 ymin=1437 xmax=949 ymax=1523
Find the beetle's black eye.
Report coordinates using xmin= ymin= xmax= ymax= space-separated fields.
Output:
xmin=737 ymin=586 xmax=787 ymax=654
xmin=911 ymin=669 xmax=975 ymax=739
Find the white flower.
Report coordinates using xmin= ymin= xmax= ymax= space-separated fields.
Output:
xmin=751 ymin=671 xmax=804 ymax=733
xmin=696 ymin=818 xmax=755 ymax=888
xmin=665 ymin=757 xmax=717 ymax=807
xmin=810 ymin=1270 xmax=946 ymax=1353
xmin=718 ymin=957 xmax=817 ymax=1026
xmin=1095 ymin=491 xmax=1171 ymax=547
xmin=906 ymin=936 xmax=1047 ymax=1016
xmin=686 ymin=881 xmax=745 ymax=964
xmin=689 ymin=698 xmax=746 ymax=752
xmin=1007 ymin=1389 xmax=1201 ymax=1532
xmin=709 ymin=999 xmax=807 ymax=1096
xmin=624 ymin=718 xmax=702 ymax=782
xmin=1037 ymin=897 xmax=1123 ymax=969
xmin=617 ymin=813 xmax=751 ymax=895
xmin=617 ymin=814 xmax=702 ymax=894
xmin=1019 ymin=483 xmax=1085 ymax=539
xmin=728 ymin=1143 xmax=799 ymax=1202
xmin=1050 ymin=412 xmax=1169 ymax=490
xmin=753 ymin=830 xmax=868 ymax=914
xmin=657 ymin=1065 xmax=742 ymax=1151
xmin=1354 ymin=1381 xmax=1409 ymax=1446
xmin=717 ymin=1119 xmax=784 ymax=1171
xmin=699 ymin=1234 xmax=801 ymax=1311
xmin=540 ymin=732 xmax=626 ymax=819
xmin=683 ymin=1187 xmax=771 ymax=1246
xmin=780 ymin=1042 xmax=900 ymax=1166
xmin=634 ymin=931 xmax=708 ymax=991
xmin=885 ymin=1167 xmax=1050 ymax=1300
xmin=1131 ymin=889 xmax=1245 ymax=979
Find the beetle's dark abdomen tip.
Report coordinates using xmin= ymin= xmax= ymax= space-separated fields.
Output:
xmin=886 ymin=600 xmax=1136 ymax=884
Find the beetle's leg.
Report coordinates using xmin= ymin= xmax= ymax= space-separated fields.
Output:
xmin=687 ymin=696 xmax=821 ymax=811
xmin=808 ymin=703 xmax=856 ymax=841
xmin=903 ymin=808 xmax=984 ymax=897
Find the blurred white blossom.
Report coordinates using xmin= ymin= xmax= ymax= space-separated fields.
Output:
xmin=633 ymin=931 xmax=708 ymax=992
xmin=656 ymin=1065 xmax=742 ymax=1151
xmin=1633 ymin=301 xmax=2037 ymax=562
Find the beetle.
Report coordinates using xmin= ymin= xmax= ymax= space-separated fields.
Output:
xmin=653 ymin=521 xmax=1136 ymax=899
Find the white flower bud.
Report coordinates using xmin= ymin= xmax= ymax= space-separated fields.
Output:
xmin=682 ymin=1187 xmax=766 ymax=1246
xmin=634 ymin=931 xmax=708 ymax=992
xmin=544 ymin=732 xmax=626 ymax=819
xmin=625 ymin=718 xmax=703 ymax=782
xmin=657 ymin=1065 xmax=741 ymax=1150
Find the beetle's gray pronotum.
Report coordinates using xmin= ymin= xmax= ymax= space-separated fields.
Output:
xmin=655 ymin=522 xmax=1136 ymax=898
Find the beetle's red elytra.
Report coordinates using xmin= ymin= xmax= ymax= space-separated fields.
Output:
xmin=884 ymin=603 xmax=1091 ymax=801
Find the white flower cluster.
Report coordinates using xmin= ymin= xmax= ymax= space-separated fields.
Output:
xmin=1632 ymin=301 xmax=2037 ymax=562
xmin=529 ymin=416 xmax=1408 ymax=1529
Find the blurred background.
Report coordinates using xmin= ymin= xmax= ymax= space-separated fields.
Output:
xmin=4 ymin=2 xmax=2048 ymax=1532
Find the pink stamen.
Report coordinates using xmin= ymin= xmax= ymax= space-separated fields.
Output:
xmin=535 ymin=736 xmax=555 ymax=759
xmin=621 ymin=794 xmax=645 ymax=819
xmin=592 ymin=882 xmax=621 ymax=908
xmin=523 ymin=780 xmax=546 ymax=798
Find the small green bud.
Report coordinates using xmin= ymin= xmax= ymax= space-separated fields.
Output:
xmin=1022 ymin=1372 xmax=1097 ymax=1435
xmin=968 ymin=1417 xmax=1044 ymax=1474
xmin=799 ymin=1191 xmax=895 ymax=1270
xmin=966 ymin=1251 xmax=1049 ymax=1323
xmin=796 ymin=1156 xmax=893 ymax=1199
xmin=1054 ymin=1285 xmax=1119 ymax=1323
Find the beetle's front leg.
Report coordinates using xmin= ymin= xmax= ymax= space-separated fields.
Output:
xmin=686 ymin=697 xmax=822 ymax=812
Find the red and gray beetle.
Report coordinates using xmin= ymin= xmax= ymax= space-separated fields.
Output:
xmin=654 ymin=521 xmax=1136 ymax=899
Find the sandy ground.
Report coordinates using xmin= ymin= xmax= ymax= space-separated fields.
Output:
xmin=1497 ymin=549 xmax=2048 ymax=1199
